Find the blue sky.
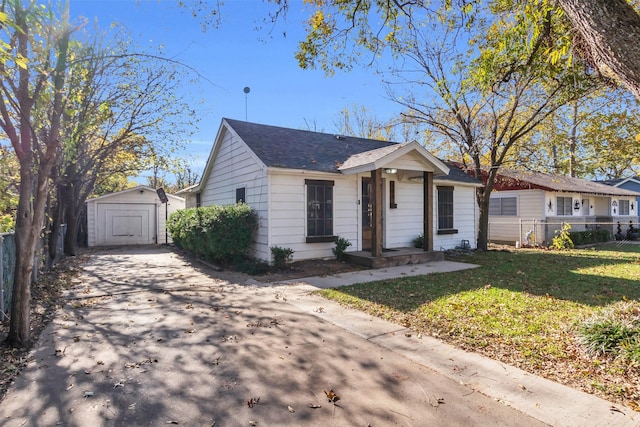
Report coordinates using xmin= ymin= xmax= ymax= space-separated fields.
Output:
xmin=70 ymin=0 xmax=402 ymax=175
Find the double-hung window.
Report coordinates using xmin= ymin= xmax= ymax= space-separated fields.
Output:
xmin=437 ymin=186 xmax=456 ymax=234
xmin=619 ymin=200 xmax=630 ymax=215
xmin=236 ymin=187 xmax=245 ymax=204
xmin=306 ymin=179 xmax=334 ymax=242
xmin=556 ymin=197 xmax=573 ymax=216
xmin=489 ymin=197 xmax=517 ymax=216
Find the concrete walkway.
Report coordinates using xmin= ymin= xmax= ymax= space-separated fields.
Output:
xmin=0 ymin=246 xmax=636 ymax=426
xmin=273 ymin=266 xmax=639 ymax=427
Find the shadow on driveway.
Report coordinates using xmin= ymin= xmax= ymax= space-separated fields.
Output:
xmin=0 ymin=246 xmax=546 ymax=426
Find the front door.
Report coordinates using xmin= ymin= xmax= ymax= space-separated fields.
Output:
xmin=362 ymin=177 xmax=372 ymax=251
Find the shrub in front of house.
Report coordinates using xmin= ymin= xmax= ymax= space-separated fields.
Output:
xmin=627 ymin=222 xmax=640 ymax=241
xmin=270 ymin=245 xmax=294 ymax=268
xmin=167 ymin=204 xmax=257 ymax=263
xmin=568 ymin=229 xmax=611 ymax=246
xmin=332 ymin=236 xmax=352 ymax=261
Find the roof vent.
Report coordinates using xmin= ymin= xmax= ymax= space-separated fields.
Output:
xmin=335 ymin=134 xmax=346 ymax=140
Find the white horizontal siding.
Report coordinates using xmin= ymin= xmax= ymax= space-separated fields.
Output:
xmin=386 ymin=156 xmax=432 ymax=172
xmin=200 ymin=128 xmax=269 ymax=259
xmin=488 ymin=189 xmax=545 ymax=244
xmin=385 ymin=179 xmax=423 ymax=248
xmin=383 ymin=180 xmax=478 ymax=250
xmin=267 ymin=172 xmax=358 ymax=262
xmin=434 ymin=185 xmax=478 ymax=250
xmin=87 ymin=202 xmax=96 ymax=247
xmin=161 ymin=197 xmax=185 ymax=245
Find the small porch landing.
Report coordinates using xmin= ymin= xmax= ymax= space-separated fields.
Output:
xmin=343 ymin=247 xmax=444 ymax=269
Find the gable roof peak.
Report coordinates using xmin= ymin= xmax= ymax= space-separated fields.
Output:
xmin=222 ymin=117 xmax=400 ymax=173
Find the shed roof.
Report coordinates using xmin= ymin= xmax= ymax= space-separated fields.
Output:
xmin=87 ymin=185 xmax=185 ymax=202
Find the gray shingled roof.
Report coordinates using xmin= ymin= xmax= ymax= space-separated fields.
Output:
xmin=596 ymin=176 xmax=640 ymax=186
xmin=339 ymin=143 xmax=409 ymax=171
xmin=497 ymin=169 xmax=640 ymax=196
xmin=430 ymin=161 xmax=480 ymax=185
xmin=225 ymin=118 xmax=394 ymax=173
xmin=224 ymin=118 xmax=480 ymax=185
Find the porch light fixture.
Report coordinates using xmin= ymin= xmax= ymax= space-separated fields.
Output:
xmin=574 ymin=200 xmax=580 ymax=210
xmin=632 ymin=202 xmax=635 ymax=211
xmin=384 ymin=168 xmax=397 ymax=174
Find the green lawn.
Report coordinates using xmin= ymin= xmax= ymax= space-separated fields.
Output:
xmin=317 ymin=243 xmax=640 ymax=411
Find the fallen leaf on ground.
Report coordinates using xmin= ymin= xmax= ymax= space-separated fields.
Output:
xmin=323 ymin=389 xmax=340 ymax=402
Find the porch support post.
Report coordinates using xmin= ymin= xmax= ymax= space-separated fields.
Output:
xmin=371 ymin=168 xmax=383 ymax=257
xmin=423 ymin=171 xmax=434 ymax=251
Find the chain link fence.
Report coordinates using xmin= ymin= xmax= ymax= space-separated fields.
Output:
xmin=1 ymin=233 xmax=16 ymax=322
xmin=0 ymin=225 xmax=66 ymax=322
xmin=489 ymin=217 xmax=639 ymax=246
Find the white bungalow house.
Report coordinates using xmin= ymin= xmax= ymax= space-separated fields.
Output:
xmin=186 ymin=118 xmax=481 ymax=265
xmin=487 ymin=169 xmax=640 ymax=245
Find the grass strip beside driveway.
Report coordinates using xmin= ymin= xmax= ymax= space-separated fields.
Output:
xmin=317 ymin=243 xmax=640 ymax=411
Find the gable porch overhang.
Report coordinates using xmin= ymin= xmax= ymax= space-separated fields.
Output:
xmin=338 ymin=142 xmax=449 ymax=257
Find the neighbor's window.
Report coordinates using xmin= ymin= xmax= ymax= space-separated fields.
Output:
xmin=236 ymin=187 xmax=245 ymax=204
xmin=556 ymin=197 xmax=573 ymax=216
xmin=306 ymin=179 xmax=334 ymax=242
xmin=195 ymin=192 xmax=201 ymax=208
xmin=489 ymin=197 xmax=517 ymax=216
xmin=437 ymin=186 xmax=456 ymax=233
xmin=619 ymin=200 xmax=630 ymax=215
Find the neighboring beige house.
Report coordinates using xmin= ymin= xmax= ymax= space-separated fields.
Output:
xmin=189 ymin=118 xmax=482 ymax=263
xmin=488 ymin=169 xmax=640 ymax=245
xmin=175 ymin=183 xmax=199 ymax=208
xmin=86 ymin=185 xmax=185 ymax=246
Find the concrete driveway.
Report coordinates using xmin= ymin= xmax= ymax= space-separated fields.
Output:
xmin=0 ymin=247 xmax=564 ymax=425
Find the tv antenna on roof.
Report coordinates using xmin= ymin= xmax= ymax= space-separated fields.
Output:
xmin=243 ymin=86 xmax=250 ymax=121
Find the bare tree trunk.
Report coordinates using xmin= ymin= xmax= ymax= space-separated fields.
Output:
xmin=5 ymin=1 xmax=72 ymax=348
xmin=568 ymin=101 xmax=578 ymax=177
xmin=64 ymin=207 xmax=79 ymax=256
xmin=48 ymin=188 xmax=64 ymax=265
xmin=62 ymin=180 xmax=83 ymax=257
xmin=558 ymin=0 xmax=640 ymax=101
xmin=9 ymin=164 xmax=36 ymax=345
xmin=476 ymin=193 xmax=490 ymax=251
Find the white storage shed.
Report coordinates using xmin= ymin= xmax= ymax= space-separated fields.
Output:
xmin=86 ymin=185 xmax=185 ymax=247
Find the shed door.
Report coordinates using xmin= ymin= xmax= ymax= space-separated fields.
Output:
xmin=96 ymin=203 xmax=156 ymax=245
